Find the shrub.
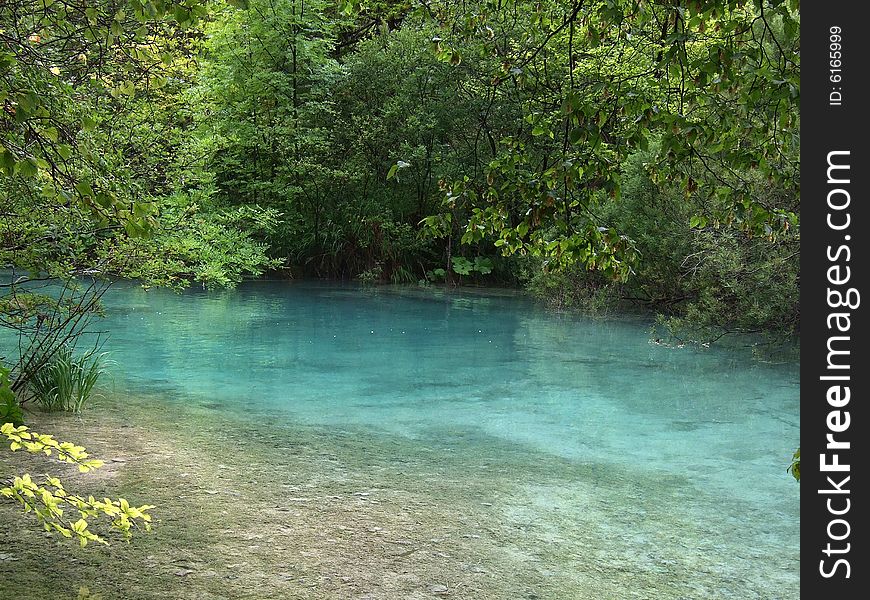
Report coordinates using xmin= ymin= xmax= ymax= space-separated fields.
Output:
xmin=0 ymin=365 xmax=24 ymax=426
xmin=788 ymin=448 xmax=800 ymax=482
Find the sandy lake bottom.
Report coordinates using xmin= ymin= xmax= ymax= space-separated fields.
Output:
xmin=1 ymin=282 xmax=799 ymax=599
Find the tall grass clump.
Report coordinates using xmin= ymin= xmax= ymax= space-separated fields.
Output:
xmin=28 ymin=346 xmax=106 ymax=413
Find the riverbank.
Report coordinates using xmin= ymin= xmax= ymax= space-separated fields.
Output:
xmin=1 ymin=386 xmax=798 ymax=600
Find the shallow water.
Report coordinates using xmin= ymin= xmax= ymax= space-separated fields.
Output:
xmin=93 ymin=280 xmax=798 ymax=597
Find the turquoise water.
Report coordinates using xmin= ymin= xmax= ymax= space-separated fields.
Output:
xmin=96 ymin=280 xmax=799 ymax=596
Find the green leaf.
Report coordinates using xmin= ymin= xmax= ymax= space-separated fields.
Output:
xmin=0 ymin=149 xmax=16 ymax=174
xmin=95 ymin=192 xmax=115 ymax=209
xmin=387 ymin=160 xmax=410 ymax=181
xmin=75 ymin=181 xmax=94 ymax=198
xmin=173 ymin=6 xmax=191 ymax=24
xmin=516 ymin=222 xmax=529 ymax=237
xmin=42 ymin=127 xmax=59 ymax=142
xmin=451 ymin=257 xmax=473 ymax=275
xmin=473 ymin=257 xmax=493 ymax=275
xmin=14 ymin=159 xmax=38 ymax=178
xmin=568 ymin=128 xmax=584 ymax=144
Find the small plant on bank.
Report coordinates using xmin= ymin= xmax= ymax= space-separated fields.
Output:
xmin=357 ymin=264 xmax=384 ymax=284
xmin=788 ymin=448 xmax=800 ymax=482
xmin=0 ymin=366 xmax=25 ymax=426
xmin=451 ymin=256 xmax=494 ymax=277
xmin=28 ymin=346 xmax=106 ymax=413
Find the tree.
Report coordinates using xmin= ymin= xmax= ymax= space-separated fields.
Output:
xmin=403 ymin=0 xmax=799 ymax=336
xmin=0 ymin=0 xmax=273 ymax=544
xmin=2 ymin=0 xmax=276 ymax=391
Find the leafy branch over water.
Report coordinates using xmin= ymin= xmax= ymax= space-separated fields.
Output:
xmin=1 ymin=420 xmax=154 ymax=547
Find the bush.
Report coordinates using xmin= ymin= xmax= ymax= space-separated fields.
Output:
xmin=27 ymin=346 xmax=105 ymax=414
xmin=0 ymin=365 xmax=24 ymax=426
xmin=523 ymin=149 xmax=800 ymax=344
xmin=520 ymin=256 xmax=620 ymax=314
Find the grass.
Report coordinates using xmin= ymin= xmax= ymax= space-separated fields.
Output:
xmin=28 ymin=346 xmax=106 ymax=413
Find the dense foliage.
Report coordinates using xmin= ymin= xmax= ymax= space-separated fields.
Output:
xmin=3 ymin=0 xmax=798 ymax=345
xmin=1 ymin=0 xmax=275 ymax=393
xmin=172 ymin=0 xmax=799 ymax=342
